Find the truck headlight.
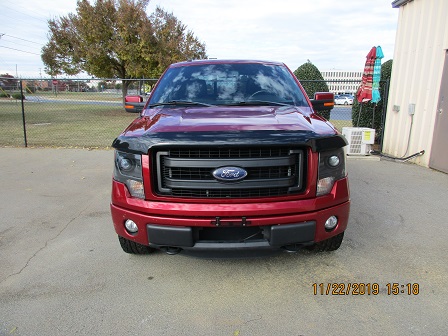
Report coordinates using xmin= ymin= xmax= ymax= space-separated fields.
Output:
xmin=114 ymin=151 xmax=145 ymax=199
xmin=317 ymin=148 xmax=346 ymax=196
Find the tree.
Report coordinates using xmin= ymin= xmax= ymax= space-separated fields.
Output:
xmin=149 ymin=7 xmax=207 ymax=76
xmin=41 ymin=0 xmax=207 ymax=102
xmin=351 ymin=59 xmax=393 ymax=143
xmin=293 ymin=60 xmax=331 ymax=120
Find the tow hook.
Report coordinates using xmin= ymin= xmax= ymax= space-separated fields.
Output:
xmin=161 ymin=246 xmax=182 ymax=255
xmin=282 ymin=244 xmax=303 ymax=253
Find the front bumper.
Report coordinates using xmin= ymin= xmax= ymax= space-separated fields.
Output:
xmin=110 ymin=177 xmax=350 ymax=251
xmin=145 ymin=221 xmax=316 ymax=250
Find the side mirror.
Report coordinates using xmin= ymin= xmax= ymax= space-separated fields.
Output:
xmin=124 ymin=95 xmax=145 ymax=113
xmin=310 ymin=92 xmax=334 ymax=112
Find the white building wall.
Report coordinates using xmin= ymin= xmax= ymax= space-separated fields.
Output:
xmin=321 ymin=71 xmax=362 ymax=95
xmin=384 ymin=0 xmax=448 ymax=166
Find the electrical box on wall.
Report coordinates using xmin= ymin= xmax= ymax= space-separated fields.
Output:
xmin=408 ymin=103 xmax=416 ymax=115
xmin=342 ymin=127 xmax=376 ymax=155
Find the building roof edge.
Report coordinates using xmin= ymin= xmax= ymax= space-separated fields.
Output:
xmin=392 ymin=0 xmax=413 ymax=8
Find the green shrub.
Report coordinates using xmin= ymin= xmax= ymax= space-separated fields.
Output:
xmin=11 ymin=92 xmax=25 ymax=100
xmin=294 ymin=60 xmax=331 ymax=120
xmin=0 ymin=92 xmax=10 ymax=98
xmin=352 ymin=60 xmax=393 ymax=142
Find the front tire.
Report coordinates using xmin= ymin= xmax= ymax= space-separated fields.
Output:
xmin=118 ymin=236 xmax=155 ymax=254
xmin=307 ymin=232 xmax=344 ymax=252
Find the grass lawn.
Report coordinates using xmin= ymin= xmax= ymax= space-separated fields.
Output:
xmin=0 ymin=99 xmax=137 ymax=148
xmin=1 ymin=97 xmax=352 ymax=148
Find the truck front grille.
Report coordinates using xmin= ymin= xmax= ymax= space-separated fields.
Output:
xmin=168 ymin=148 xmax=291 ymax=159
xmin=154 ymin=147 xmax=305 ymax=198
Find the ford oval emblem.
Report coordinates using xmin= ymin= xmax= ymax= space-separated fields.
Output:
xmin=212 ymin=166 xmax=248 ymax=182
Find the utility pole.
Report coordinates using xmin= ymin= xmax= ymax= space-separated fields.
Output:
xmin=16 ymin=65 xmax=19 ymax=90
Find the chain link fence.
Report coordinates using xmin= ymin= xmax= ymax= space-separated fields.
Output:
xmin=0 ymin=78 xmax=157 ymax=148
xmin=0 ymin=77 xmax=388 ymax=148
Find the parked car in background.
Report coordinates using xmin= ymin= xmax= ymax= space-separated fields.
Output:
xmin=334 ymin=95 xmax=354 ymax=105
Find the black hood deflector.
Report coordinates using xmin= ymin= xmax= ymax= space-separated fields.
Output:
xmin=112 ymin=130 xmax=347 ymax=154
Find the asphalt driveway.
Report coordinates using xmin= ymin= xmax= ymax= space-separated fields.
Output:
xmin=0 ymin=148 xmax=447 ymax=336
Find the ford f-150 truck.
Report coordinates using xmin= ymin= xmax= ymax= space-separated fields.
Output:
xmin=111 ymin=59 xmax=350 ymax=255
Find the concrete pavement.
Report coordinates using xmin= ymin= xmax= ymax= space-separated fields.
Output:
xmin=0 ymin=147 xmax=447 ymax=336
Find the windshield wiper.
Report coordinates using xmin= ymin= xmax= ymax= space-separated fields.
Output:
xmin=149 ymin=100 xmax=215 ymax=108
xmin=229 ymin=100 xmax=293 ymax=107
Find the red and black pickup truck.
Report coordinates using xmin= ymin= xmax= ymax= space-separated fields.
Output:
xmin=111 ymin=59 xmax=350 ymax=255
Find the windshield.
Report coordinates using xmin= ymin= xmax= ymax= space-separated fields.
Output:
xmin=148 ymin=62 xmax=308 ymax=107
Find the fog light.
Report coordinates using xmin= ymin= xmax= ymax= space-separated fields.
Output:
xmin=324 ymin=216 xmax=338 ymax=230
xmin=125 ymin=219 xmax=138 ymax=234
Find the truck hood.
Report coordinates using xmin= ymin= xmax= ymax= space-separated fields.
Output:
xmin=124 ymin=105 xmax=335 ymax=135
xmin=113 ymin=105 xmax=346 ymax=154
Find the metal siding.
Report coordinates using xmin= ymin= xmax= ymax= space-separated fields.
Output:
xmin=383 ymin=0 xmax=448 ymax=166
xmin=429 ymin=51 xmax=448 ymax=172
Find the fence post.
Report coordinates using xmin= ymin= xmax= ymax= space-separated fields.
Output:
xmin=19 ymin=80 xmax=28 ymax=147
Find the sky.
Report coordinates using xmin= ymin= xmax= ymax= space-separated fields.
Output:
xmin=0 ymin=0 xmax=399 ymax=78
